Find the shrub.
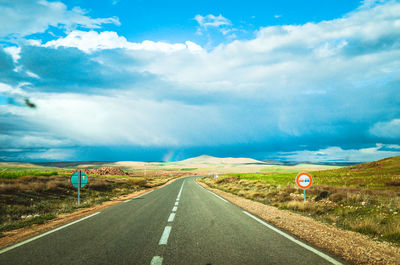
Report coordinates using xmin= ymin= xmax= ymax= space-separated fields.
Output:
xmin=330 ymin=191 xmax=347 ymax=202
xmin=315 ymin=191 xmax=330 ymax=202
xmin=128 ymin=178 xmax=147 ymax=187
xmin=0 ymin=183 xmax=16 ymax=193
xmin=350 ymin=218 xmax=380 ymax=236
xmin=383 ymin=232 xmax=400 ymax=243
xmin=87 ymin=178 xmax=113 ymax=191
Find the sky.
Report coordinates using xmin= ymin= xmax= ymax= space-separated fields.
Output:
xmin=0 ymin=0 xmax=400 ymax=163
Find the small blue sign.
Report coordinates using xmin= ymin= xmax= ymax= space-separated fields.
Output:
xmin=70 ymin=171 xmax=88 ymax=188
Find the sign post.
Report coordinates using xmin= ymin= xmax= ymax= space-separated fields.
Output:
xmin=71 ymin=170 xmax=88 ymax=205
xmin=295 ymin=172 xmax=313 ymax=202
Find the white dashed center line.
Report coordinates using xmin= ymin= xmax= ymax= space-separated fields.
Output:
xmin=168 ymin=213 xmax=175 ymax=222
xmin=159 ymin=226 xmax=172 ymax=245
xmin=151 ymin=180 xmax=185 ymax=264
xmin=176 ymin=181 xmax=184 ymax=200
xmin=150 ymin=256 xmax=163 ymax=265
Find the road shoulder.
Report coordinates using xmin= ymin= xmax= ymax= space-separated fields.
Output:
xmin=196 ymin=178 xmax=400 ymax=265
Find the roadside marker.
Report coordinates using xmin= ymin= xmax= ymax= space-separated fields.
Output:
xmin=71 ymin=170 xmax=88 ymax=205
xmin=296 ymin=172 xmax=313 ymax=202
xmin=159 ymin=226 xmax=172 ymax=245
xmin=243 ymin=211 xmax=342 ymax=265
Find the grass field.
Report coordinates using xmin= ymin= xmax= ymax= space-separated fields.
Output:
xmin=0 ymin=167 xmax=175 ymax=237
xmin=0 ymin=170 xmax=59 ymax=179
xmin=200 ymin=156 xmax=400 ymax=245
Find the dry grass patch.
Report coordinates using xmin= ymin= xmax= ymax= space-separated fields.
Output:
xmin=200 ymin=175 xmax=400 ymax=245
xmin=0 ymin=172 xmax=175 ymax=235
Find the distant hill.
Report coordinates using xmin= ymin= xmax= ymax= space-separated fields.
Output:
xmin=263 ymin=159 xmax=359 ymax=166
xmin=314 ymin=155 xmax=400 ymax=180
xmin=33 ymin=161 xmax=112 ymax=168
xmin=347 ymin=155 xmax=400 ymax=172
xmin=178 ymin=155 xmax=265 ymax=165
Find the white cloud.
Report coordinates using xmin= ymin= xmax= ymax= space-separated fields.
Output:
xmin=5 ymin=92 xmax=230 ymax=147
xmin=28 ymin=1 xmax=400 ymax=152
xmin=370 ymin=119 xmax=400 ymax=138
xmin=25 ymin=148 xmax=75 ymax=160
xmin=361 ymin=0 xmax=387 ymax=8
xmin=194 ymin=14 xmax=231 ymax=28
xmin=386 ymin=144 xmax=400 ymax=149
xmin=281 ymin=144 xmax=400 ymax=162
xmin=194 ymin=14 xmax=235 ymax=37
xmin=43 ymin=30 xmax=203 ymax=53
xmin=0 ymin=134 xmax=70 ymax=149
xmin=2 ymin=1 xmax=400 ymax=162
xmin=139 ymin=1 xmax=400 ymax=96
xmin=4 ymin=46 xmax=21 ymax=63
xmin=0 ymin=0 xmax=119 ymax=37
xmin=0 ymin=83 xmax=28 ymax=98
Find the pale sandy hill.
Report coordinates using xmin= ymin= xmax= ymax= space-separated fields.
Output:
xmin=178 ymin=155 xmax=265 ymax=165
xmin=110 ymin=161 xmax=147 ymax=168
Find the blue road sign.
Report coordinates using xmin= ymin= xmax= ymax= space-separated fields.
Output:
xmin=71 ymin=171 xmax=88 ymax=188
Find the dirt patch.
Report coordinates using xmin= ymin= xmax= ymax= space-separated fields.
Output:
xmin=0 ymin=177 xmax=181 ymax=250
xmin=197 ymin=179 xmax=400 ymax=265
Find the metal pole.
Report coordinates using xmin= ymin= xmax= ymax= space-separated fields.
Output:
xmin=78 ymin=170 xmax=81 ymax=205
xmin=303 ymin=189 xmax=306 ymax=202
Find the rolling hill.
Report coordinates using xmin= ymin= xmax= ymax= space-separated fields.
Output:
xmin=177 ymin=155 xmax=265 ymax=165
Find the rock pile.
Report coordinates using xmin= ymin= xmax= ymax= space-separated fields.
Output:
xmin=79 ymin=167 xmax=128 ymax=176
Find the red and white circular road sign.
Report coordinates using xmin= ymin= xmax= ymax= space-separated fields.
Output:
xmin=296 ymin=172 xmax=313 ymax=189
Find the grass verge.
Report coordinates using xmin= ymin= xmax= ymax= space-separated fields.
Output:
xmin=0 ymin=173 xmax=173 ymax=235
xmin=199 ymin=156 xmax=400 ymax=245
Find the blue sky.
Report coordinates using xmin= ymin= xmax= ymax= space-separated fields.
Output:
xmin=0 ymin=0 xmax=400 ymax=162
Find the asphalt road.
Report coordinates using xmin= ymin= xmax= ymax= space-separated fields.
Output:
xmin=0 ymin=177 xmax=343 ymax=265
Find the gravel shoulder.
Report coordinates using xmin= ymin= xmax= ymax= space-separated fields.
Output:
xmin=197 ymin=179 xmax=400 ymax=265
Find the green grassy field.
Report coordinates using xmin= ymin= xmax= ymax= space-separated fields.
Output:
xmin=224 ymin=156 xmax=400 ymax=189
xmin=0 ymin=169 xmax=59 ymax=179
xmin=0 ymin=166 xmax=174 ymax=237
xmin=200 ymin=156 xmax=400 ymax=245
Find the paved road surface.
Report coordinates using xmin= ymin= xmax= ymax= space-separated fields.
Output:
xmin=0 ymin=177 xmax=343 ymax=265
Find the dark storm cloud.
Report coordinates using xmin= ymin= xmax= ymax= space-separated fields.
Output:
xmin=19 ymin=46 xmax=155 ymax=92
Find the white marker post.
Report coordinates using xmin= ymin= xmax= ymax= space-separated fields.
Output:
xmin=295 ymin=172 xmax=313 ymax=202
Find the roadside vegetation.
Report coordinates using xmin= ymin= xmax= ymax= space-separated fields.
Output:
xmin=199 ymin=156 xmax=400 ymax=245
xmin=0 ymin=168 xmax=175 ymax=237
xmin=0 ymin=170 xmax=59 ymax=179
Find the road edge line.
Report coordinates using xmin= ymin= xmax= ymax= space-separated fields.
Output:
xmin=243 ymin=211 xmax=342 ymax=265
xmin=0 ymin=212 xmax=101 ymax=255
xmin=196 ymin=180 xmax=228 ymax=202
